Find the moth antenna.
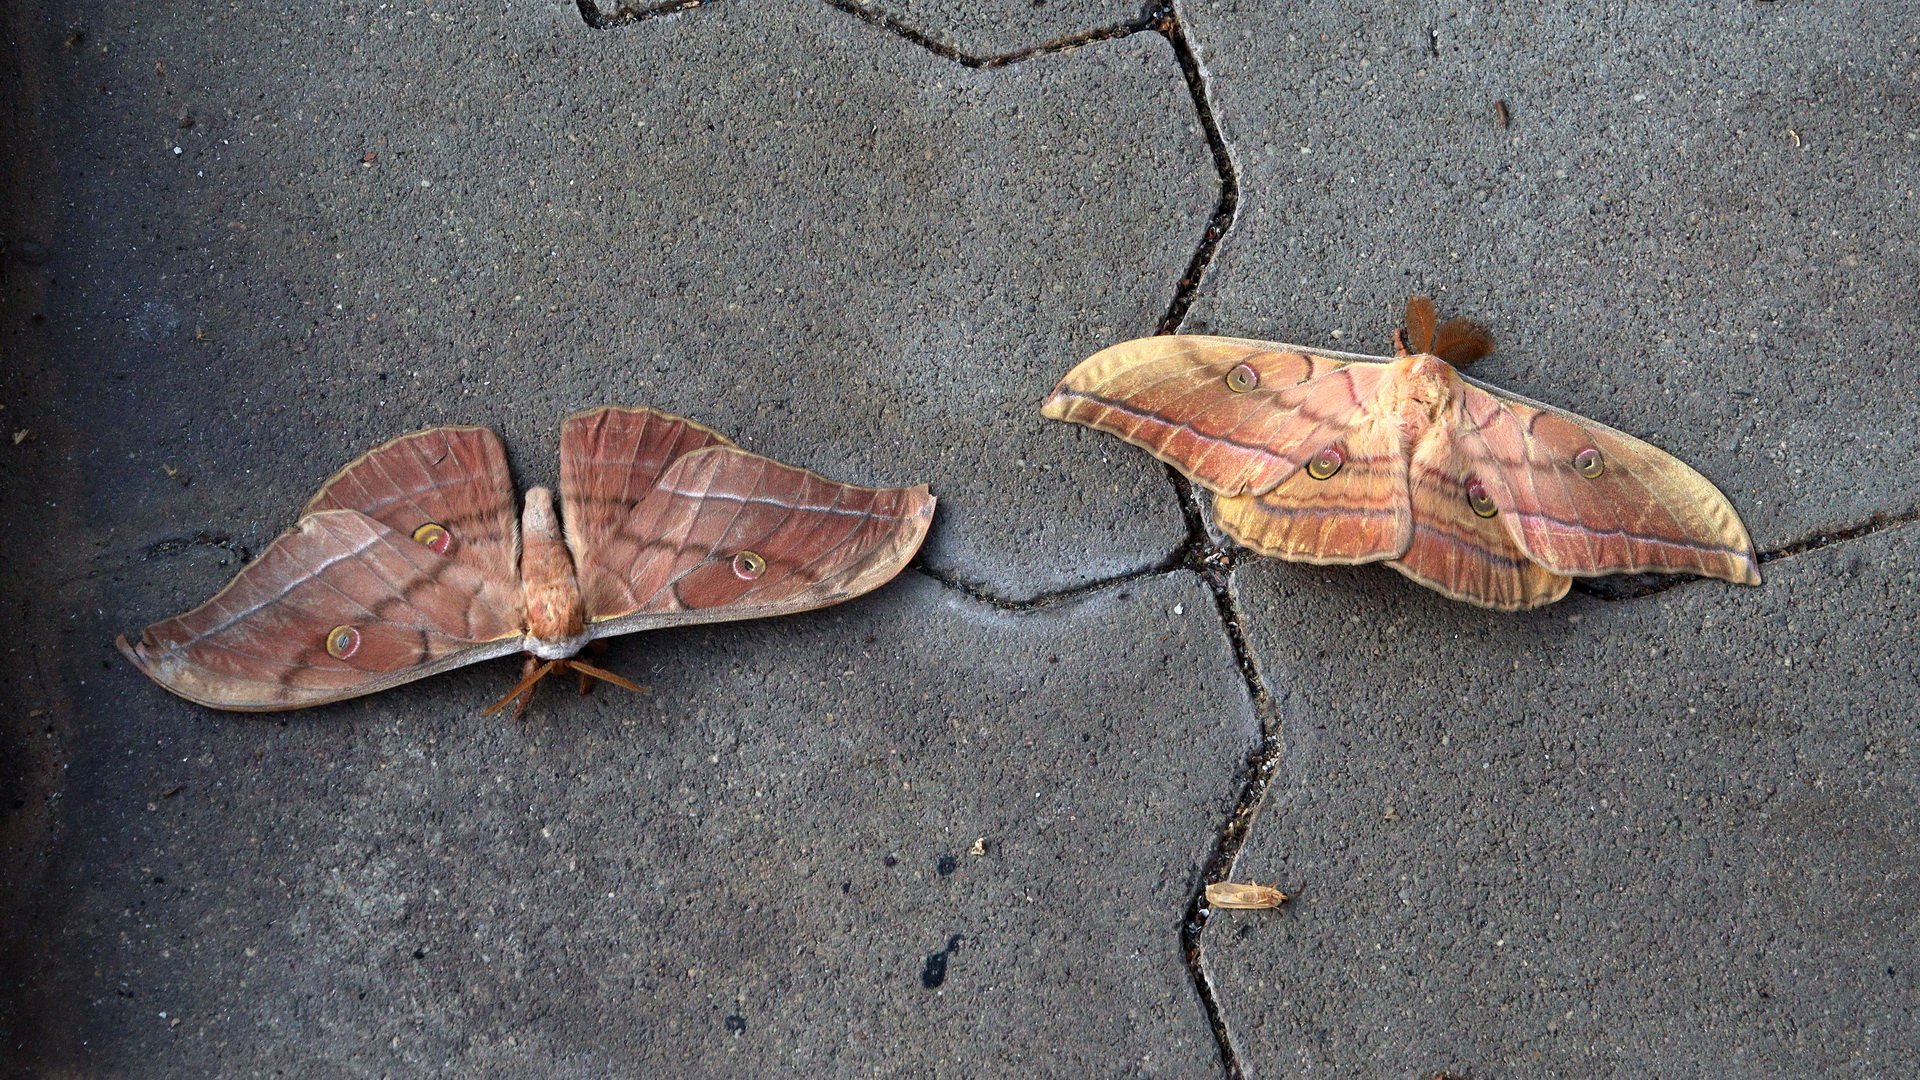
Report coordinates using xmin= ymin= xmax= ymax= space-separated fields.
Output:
xmin=483 ymin=657 xmax=559 ymax=716
xmin=1402 ymin=295 xmax=1438 ymax=355
xmin=568 ymin=658 xmax=648 ymax=695
xmin=1430 ymin=317 xmax=1496 ymax=368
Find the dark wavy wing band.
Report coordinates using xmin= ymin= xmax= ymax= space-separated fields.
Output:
xmin=576 ymin=446 xmax=934 ymax=637
xmin=119 ymin=510 xmax=524 ymax=711
xmin=302 ymin=424 xmax=523 ymax=604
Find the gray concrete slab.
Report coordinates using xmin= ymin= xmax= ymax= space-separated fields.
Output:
xmin=1176 ymin=0 xmax=1920 ymax=552
xmin=45 ymin=0 xmax=1213 ymax=603
xmin=589 ymin=0 xmax=1157 ymax=61
xmin=30 ymin=568 xmax=1254 ymax=1075
xmin=2 ymin=0 xmax=1248 ymax=1071
xmin=10 ymin=0 xmax=1918 ymax=1075
xmin=840 ymin=0 xmax=1144 ymax=59
xmin=1203 ymin=529 xmax=1920 ymax=1077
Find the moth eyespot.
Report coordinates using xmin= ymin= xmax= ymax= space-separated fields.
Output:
xmin=1305 ymin=446 xmax=1344 ymax=481
xmin=411 ymin=522 xmax=453 ymax=554
xmin=731 ymin=550 xmax=767 ymax=580
xmin=1225 ymin=364 xmax=1259 ymax=393
xmin=325 ymin=625 xmax=362 ymax=660
xmin=1573 ymin=448 xmax=1605 ymax=478
xmin=1467 ymin=482 xmax=1499 ymax=518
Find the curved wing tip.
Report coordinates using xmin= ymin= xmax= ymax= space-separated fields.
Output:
xmin=893 ymin=490 xmax=936 ymax=552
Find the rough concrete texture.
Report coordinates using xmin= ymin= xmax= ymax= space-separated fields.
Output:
xmin=40 ymin=0 xmax=1212 ymax=603
xmin=827 ymin=0 xmax=1149 ymax=60
xmin=6 ymin=0 xmax=1919 ymax=1076
xmin=1178 ymin=0 xmax=1920 ymax=552
xmin=26 ymin=567 xmax=1254 ymax=1075
xmin=586 ymin=0 xmax=1158 ymax=60
xmin=1205 ymin=532 xmax=1920 ymax=1078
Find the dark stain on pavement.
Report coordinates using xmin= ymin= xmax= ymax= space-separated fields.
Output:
xmin=919 ymin=934 xmax=963 ymax=989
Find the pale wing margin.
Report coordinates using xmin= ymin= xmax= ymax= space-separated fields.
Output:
xmin=1042 ymin=335 xmax=1380 ymax=497
xmin=120 ymin=510 xmax=525 ymax=711
xmin=1458 ymin=375 xmax=1760 ymax=583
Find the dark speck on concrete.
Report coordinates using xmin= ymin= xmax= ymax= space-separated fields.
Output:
xmin=724 ymin=1014 xmax=746 ymax=1035
xmin=934 ymin=854 xmax=957 ymax=876
xmin=919 ymin=935 xmax=964 ymax=990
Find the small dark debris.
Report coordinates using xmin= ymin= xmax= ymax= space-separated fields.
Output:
xmin=935 ymin=854 xmax=957 ymax=876
xmin=412 ymin=948 xmax=426 ymax=959
xmin=64 ymin=28 xmax=86 ymax=48
xmin=178 ymin=114 xmax=194 ymax=129
xmin=882 ymin=855 xmax=897 ymax=867
xmin=724 ymin=1014 xmax=746 ymax=1035
xmin=919 ymin=934 xmax=963 ymax=989
xmin=153 ymin=876 xmax=165 ymax=884
xmin=160 ymin=785 xmax=182 ymax=799
xmin=1494 ymin=100 xmax=1511 ymax=128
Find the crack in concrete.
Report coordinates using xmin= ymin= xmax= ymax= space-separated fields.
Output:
xmin=575 ymin=0 xmax=1158 ymax=66
xmin=1152 ymin=5 xmax=1239 ymax=335
xmin=917 ymin=473 xmax=1268 ymax=1078
xmin=814 ymin=0 xmax=1159 ymax=68
xmin=1164 ymin=470 xmax=1269 ymax=1080
xmin=911 ymin=558 xmax=1181 ymax=612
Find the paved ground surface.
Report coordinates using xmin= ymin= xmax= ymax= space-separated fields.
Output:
xmin=2 ymin=0 xmax=1914 ymax=1077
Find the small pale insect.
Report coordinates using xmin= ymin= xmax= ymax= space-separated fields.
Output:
xmin=1205 ymin=880 xmax=1287 ymax=910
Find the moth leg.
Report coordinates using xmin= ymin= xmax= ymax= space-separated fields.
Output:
xmin=482 ymin=656 xmax=558 ymax=717
xmin=513 ymin=654 xmax=541 ymax=719
xmin=568 ymin=658 xmax=647 ymax=695
xmin=577 ymin=639 xmax=609 ymax=696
